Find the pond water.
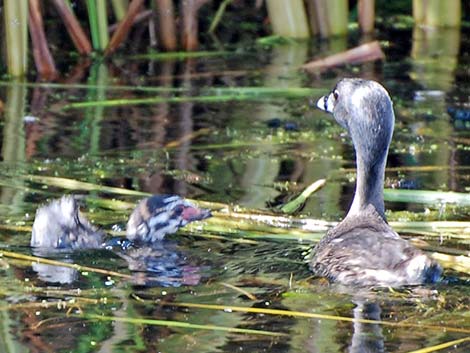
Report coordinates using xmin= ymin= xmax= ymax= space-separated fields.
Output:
xmin=0 ymin=26 xmax=470 ymax=352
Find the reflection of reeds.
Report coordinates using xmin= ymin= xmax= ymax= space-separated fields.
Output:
xmin=1 ymin=80 xmax=27 ymax=209
xmin=4 ymin=0 xmax=28 ymax=76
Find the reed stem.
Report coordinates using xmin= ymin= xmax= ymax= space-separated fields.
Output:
xmin=327 ymin=0 xmax=348 ymax=36
xmin=86 ymin=0 xmax=109 ymax=51
xmin=413 ymin=0 xmax=461 ymax=27
xmin=180 ymin=0 xmax=210 ymax=51
xmin=105 ymin=0 xmax=145 ymax=55
xmin=358 ymin=0 xmax=374 ymax=33
xmin=209 ymin=0 xmax=233 ymax=34
xmin=266 ymin=0 xmax=310 ymax=38
xmin=111 ymin=0 xmax=129 ymax=21
xmin=52 ymin=0 xmax=93 ymax=55
xmin=4 ymin=0 xmax=29 ymax=76
xmin=155 ymin=0 xmax=177 ymax=50
xmin=306 ymin=0 xmax=348 ymax=38
xmin=28 ymin=0 xmax=58 ymax=79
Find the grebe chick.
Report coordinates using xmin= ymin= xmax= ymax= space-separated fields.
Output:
xmin=126 ymin=195 xmax=212 ymax=243
xmin=31 ymin=196 xmax=104 ymax=249
xmin=310 ymin=78 xmax=441 ymax=286
xmin=31 ymin=195 xmax=211 ymax=249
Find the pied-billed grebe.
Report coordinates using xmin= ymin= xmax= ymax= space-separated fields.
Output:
xmin=31 ymin=196 xmax=104 ymax=249
xmin=127 ymin=195 xmax=212 ymax=243
xmin=310 ymin=78 xmax=441 ymax=286
xmin=31 ymin=195 xmax=211 ymax=249
xmin=30 ymin=195 xmax=210 ymax=286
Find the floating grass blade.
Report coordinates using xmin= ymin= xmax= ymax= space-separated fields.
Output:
xmin=280 ymin=179 xmax=326 ymax=214
xmin=209 ymin=0 xmax=233 ymax=33
xmin=220 ymin=282 xmax=257 ymax=301
xmin=256 ymin=35 xmax=297 ymax=46
xmin=0 ymin=80 xmax=186 ymax=93
xmin=406 ymin=336 xmax=470 ymax=353
xmin=24 ymin=175 xmax=150 ymax=197
xmin=384 ymin=188 xmax=470 ymax=206
xmin=431 ymin=253 xmax=470 ymax=274
xmin=63 ymin=87 xmax=318 ymax=109
xmin=206 ymin=86 xmax=319 ymax=97
xmin=62 ymin=95 xmax=264 ymax=109
xmin=390 ymin=220 xmax=470 ymax=233
xmin=166 ymin=302 xmax=470 ymax=335
xmin=129 ymin=50 xmax=231 ymax=60
xmin=0 ymin=250 xmax=132 ymax=279
xmin=81 ymin=313 xmax=285 ymax=336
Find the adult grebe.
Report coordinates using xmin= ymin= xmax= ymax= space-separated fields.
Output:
xmin=310 ymin=78 xmax=441 ymax=286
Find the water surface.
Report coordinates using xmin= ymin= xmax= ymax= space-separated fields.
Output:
xmin=0 ymin=27 xmax=470 ymax=352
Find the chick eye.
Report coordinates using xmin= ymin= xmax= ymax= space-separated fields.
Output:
xmin=173 ymin=204 xmax=184 ymax=216
xmin=333 ymin=90 xmax=339 ymax=100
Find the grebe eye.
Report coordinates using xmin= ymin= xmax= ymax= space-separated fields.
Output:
xmin=333 ymin=90 xmax=339 ymax=100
